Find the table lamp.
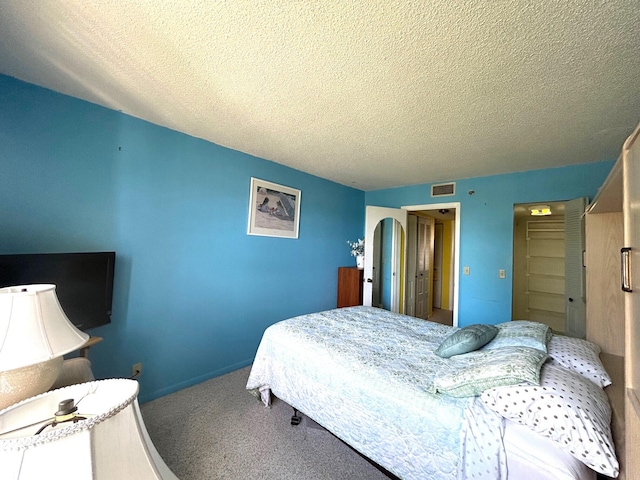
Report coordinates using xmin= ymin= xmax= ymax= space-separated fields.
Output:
xmin=0 ymin=285 xmax=90 ymax=410
xmin=0 ymin=378 xmax=179 ymax=479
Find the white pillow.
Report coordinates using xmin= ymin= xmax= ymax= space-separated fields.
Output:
xmin=432 ymin=346 xmax=547 ymax=397
xmin=480 ymin=363 xmax=618 ymax=477
xmin=481 ymin=320 xmax=550 ymax=352
xmin=547 ymin=334 xmax=611 ymax=388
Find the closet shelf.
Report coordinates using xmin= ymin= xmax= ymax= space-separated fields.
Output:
xmin=525 ymin=273 xmax=565 ymax=279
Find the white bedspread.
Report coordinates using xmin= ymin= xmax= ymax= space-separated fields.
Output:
xmin=246 ymin=306 xmax=506 ymax=479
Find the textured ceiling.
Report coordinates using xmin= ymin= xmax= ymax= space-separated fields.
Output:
xmin=0 ymin=1 xmax=638 ymax=190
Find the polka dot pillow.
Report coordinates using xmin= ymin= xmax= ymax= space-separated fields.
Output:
xmin=480 ymin=363 xmax=618 ymax=477
xmin=547 ymin=334 xmax=611 ymax=388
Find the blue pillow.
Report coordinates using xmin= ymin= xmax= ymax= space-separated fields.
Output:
xmin=481 ymin=320 xmax=550 ymax=352
xmin=435 ymin=324 xmax=499 ymax=358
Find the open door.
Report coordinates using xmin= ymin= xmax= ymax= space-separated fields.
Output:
xmin=565 ymin=197 xmax=587 ymax=338
xmin=364 ymin=206 xmax=407 ymax=312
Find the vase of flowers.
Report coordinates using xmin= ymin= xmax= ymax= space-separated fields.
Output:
xmin=347 ymin=238 xmax=365 ymax=269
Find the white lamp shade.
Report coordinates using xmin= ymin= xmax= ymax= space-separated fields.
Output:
xmin=0 ymin=285 xmax=89 ymax=370
xmin=0 ymin=378 xmax=178 ymax=480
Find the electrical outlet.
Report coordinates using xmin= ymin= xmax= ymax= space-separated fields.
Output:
xmin=132 ymin=362 xmax=143 ymax=379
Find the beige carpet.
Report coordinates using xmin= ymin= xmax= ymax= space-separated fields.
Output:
xmin=141 ymin=366 xmax=394 ymax=480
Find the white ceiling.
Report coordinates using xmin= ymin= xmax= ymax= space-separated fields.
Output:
xmin=0 ymin=1 xmax=638 ymax=191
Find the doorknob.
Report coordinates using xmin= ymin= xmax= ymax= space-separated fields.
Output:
xmin=568 ymin=298 xmax=574 ymax=302
xmin=366 ymin=278 xmax=373 ymax=283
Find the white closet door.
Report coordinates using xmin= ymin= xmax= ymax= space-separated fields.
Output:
xmin=623 ymin=125 xmax=640 ymax=390
xmin=405 ymin=215 xmax=418 ymax=317
xmin=565 ymin=197 xmax=587 ymax=338
xmin=415 ymin=216 xmax=431 ymax=319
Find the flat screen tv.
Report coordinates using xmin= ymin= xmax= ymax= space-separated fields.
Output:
xmin=0 ymin=252 xmax=115 ymax=331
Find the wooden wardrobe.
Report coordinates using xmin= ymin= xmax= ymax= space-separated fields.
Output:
xmin=585 ymin=122 xmax=640 ymax=480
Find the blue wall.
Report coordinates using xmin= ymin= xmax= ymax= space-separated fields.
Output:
xmin=0 ymin=75 xmax=364 ymax=402
xmin=0 ymin=73 xmax=618 ymax=402
xmin=366 ymin=162 xmax=615 ymax=326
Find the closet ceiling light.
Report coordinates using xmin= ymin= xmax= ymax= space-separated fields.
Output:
xmin=529 ymin=205 xmax=552 ymax=216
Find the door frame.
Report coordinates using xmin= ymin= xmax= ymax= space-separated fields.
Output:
xmin=364 ymin=202 xmax=460 ymax=325
xmin=511 ymin=198 xmax=586 ymax=337
xmin=402 ymin=202 xmax=460 ymax=326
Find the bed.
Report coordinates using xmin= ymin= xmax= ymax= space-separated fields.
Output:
xmin=246 ymin=306 xmax=619 ymax=479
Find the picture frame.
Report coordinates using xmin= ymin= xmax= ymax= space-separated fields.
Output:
xmin=247 ymin=177 xmax=301 ymax=238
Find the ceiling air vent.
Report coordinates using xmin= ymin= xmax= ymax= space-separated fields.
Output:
xmin=431 ymin=182 xmax=456 ymax=197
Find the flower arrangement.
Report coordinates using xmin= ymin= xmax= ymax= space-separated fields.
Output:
xmin=347 ymin=238 xmax=364 ymax=257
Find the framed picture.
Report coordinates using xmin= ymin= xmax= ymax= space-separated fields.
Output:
xmin=247 ymin=177 xmax=301 ymax=238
